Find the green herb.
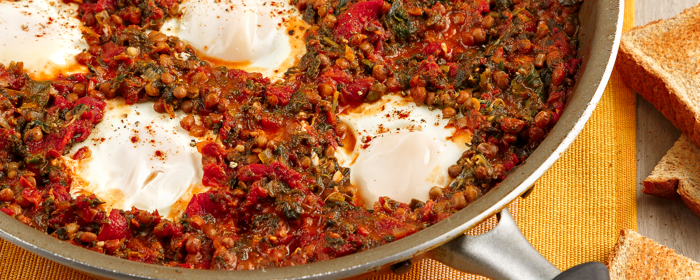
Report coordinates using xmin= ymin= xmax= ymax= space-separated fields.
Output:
xmin=384 ymin=1 xmax=417 ymax=41
xmin=524 ymin=66 xmax=546 ymax=101
xmin=88 ymin=197 xmax=105 ymax=207
xmin=316 ymin=122 xmax=334 ymax=132
xmin=286 ymin=91 xmax=312 ymax=114
xmin=27 ymin=119 xmax=49 ymax=133
xmin=306 ymin=55 xmax=321 ymax=79
xmin=282 ymin=202 xmax=302 ymax=220
xmin=71 ymin=103 xmax=90 ymax=120
xmin=494 ymin=0 xmax=513 ymax=9
xmin=246 ymin=79 xmax=254 ymax=90
xmin=334 ymin=0 xmax=349 ymax=16
xmin=453 ymin=67 xmax=468 ymax=89
xmin=111 ymin=74 xmax=126 ymax=90
xmin=26 ymin=154 xmax=43 ymax=164
xmin=322 ymin=37 xmax=341 ymax=49
xmin=303 ymin=6 xmax=316 ymax=24
xmin=23 ymin=79 xmax=51 ymax=107
xmin=485 ymin=29 xmax=514 ymax=55
xmin=512 ymin=7 xmax=527 ymax=16
xmin=55 ymin=228 xmax=69 ymax=240
xmin=361 ymin=59 xmax=375 ymax=71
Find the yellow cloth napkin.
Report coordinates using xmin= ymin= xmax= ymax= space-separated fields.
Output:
xmin=0 ymin=1 xmax=637 ymax=278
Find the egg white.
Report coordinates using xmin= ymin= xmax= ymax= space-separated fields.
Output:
xmin=1 ymin=0 xmax=468 ymax=215
xmin=338 ymin=95 xmax=471 ymax=208
xmin=67 ymin=99 xmax=210 ymax=219
xmin=161 ymin=0 xmax=307 ymax=79
xmin=0 ymin=0 xmax=87 ymax=78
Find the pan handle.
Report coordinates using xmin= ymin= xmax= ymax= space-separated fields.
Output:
xmin=428 ymin=208 xmax=609 ymax=280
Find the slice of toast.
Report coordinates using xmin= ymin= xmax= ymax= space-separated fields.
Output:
xmin=608 ymin=229 xmax=700 ymax=280
xmin=616 ymin=4 xmax=700 ymax=148
xmin=643 ymin=135 xmax=700 ymax=217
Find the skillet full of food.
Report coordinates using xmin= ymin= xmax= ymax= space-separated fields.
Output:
xmin=0 ymin=0 xmax=622 ymax=278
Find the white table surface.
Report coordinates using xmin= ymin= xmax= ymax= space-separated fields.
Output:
xmin=635 ymin=0 xmax=700 ymax=261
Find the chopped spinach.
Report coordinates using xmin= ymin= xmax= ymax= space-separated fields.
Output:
xmin=306 ymin=55 xmax=321 ymax=79
xmin=494 ymin=0 xmax=513 ymax=10
xmin=23 ymin=80 xmax=51 ymax=107
xmin=334 ymin=0 xmax=349 ymax=16
xmin=303 ymin=5 xmax=316 ymax=24
xmin=453 ymin=67 xmax=468 ymax=89
xmin=384 ymin=1 xmax=417 ymax=41
xmin=524 ymin=66 xmax=546 ymax=101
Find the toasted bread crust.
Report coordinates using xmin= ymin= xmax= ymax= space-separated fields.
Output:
xmin=607 ymin=229 xmax=631 ymax=278
xmin=679 ymin=184 xmax=700 ymax=218
xmin=642 ymin=179 xmax=681 ymax=200
xmin=608 ymin=229 xmax=700 ymax=280
xmin=618 ymin=4 xmax=700 ymax=147
xmin=616 ymin=47 xmax=692 ymax=142
xmin=643 ymin=135 xmax=700 ymax=217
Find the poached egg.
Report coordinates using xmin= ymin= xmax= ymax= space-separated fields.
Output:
xmin=161 ymin=0 xmax=307 ymax=79
xmin=0 ymin=0 xmax=87 ymax=79
xmin=3 ymin=0 xmax=470 ymax=217
xmin=337 ymin=95 xmax=471 ymax=208
xmin=67 ymin=100 xmax=210 ymax=219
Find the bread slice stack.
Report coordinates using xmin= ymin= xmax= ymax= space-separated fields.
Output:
xmin=608 ymin=229 xmax=700 ymax=279
xmin=617 ymin=3 xmax=700 ymax=217
xmin=611 ymin=4 xmax=700 ymax=279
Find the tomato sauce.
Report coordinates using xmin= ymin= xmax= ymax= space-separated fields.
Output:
xmin=0 ymin=0 xmax=582 ymax=271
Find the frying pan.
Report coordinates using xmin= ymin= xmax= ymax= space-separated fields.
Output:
xmin=0 ymin=0 xmax=624 ymax=279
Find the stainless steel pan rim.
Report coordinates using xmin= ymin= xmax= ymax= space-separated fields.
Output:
xmin=0 ymin=0 xmax=624 ymax=278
